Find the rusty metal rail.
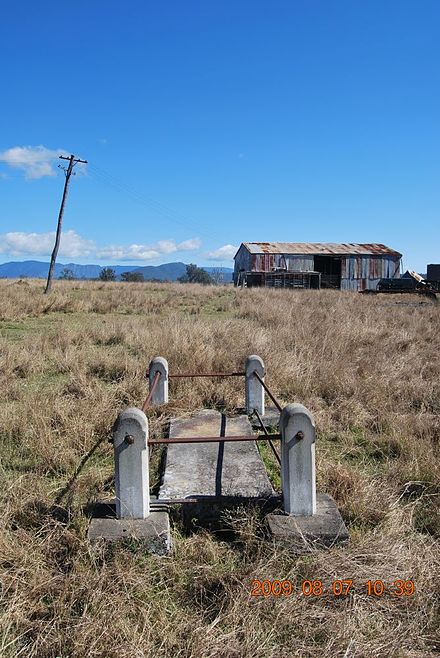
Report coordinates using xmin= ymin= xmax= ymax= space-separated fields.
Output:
xmin=148 ymin=433 xmax=281 ymax=445
xmin=145 ymin=371 xmax=245 ymax=378
xmin=141 ymin=371 xmax=161 ymax=412
xmin=253 ymin=409 xmax=281 ymax=465
xmin=252 ymin=371 xmax=283 ymax=413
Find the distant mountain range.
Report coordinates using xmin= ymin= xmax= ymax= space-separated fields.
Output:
xmin=0 ymin=260 xmax=233 ymax=281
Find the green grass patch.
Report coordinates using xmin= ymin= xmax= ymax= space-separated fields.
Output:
xmin=257 ymin=439 xmax=281 ymax=490
xmin=0 ymin=317 xmax=58 ymax=340
xmin=24 ymin=372 xmax=70 ymax=391
xmin=0 ymin=431 xmax=38 ymax=472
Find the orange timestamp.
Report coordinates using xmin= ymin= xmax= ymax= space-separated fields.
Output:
xmin=251 ymin=579 xmax=415 ymax=597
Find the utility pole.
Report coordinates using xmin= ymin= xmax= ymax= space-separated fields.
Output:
xmin=44 ymin=154 xmax=88 ymax=294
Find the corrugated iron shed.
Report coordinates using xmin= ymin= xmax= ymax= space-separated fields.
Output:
xmin=240 ymin=242 xmax=402 ymax=257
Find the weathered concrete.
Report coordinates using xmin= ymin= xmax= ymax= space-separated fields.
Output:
xmin=149 ymin=357 xmax=168 ymax=404
xmin=251 ymin=405 xmax=280 ymax=430
xmin=113 ymin=408 xmax=150 ymax=519
xmin=88 ymin=510 xmax=171 ymax=555
xmin=281 ymin=403 xmax=316 ymax=516
xmin=158 ymin=410 xmax=274 ymax=501
xmin=267 ymin=493 xmax=349 ymax=551
xmin=89 ymin=409 xmax=170 ymax=554
xmin=245 ymin=355 xmax=265 ymax=415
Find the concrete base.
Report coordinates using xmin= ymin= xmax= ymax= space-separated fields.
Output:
xmin=88 ymin=510 xmax=171 ymax=555
xmin=253 ymin=405 xmax=280 ymax=430
xmin=267 ymin=493 xmax=349 ymax=552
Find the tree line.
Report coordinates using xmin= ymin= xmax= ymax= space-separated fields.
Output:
xmin=59 ymin=264 xmax=224 ymax=285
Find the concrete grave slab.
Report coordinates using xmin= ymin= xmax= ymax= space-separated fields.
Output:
xmin=158 ymin=409 xmax=275 ymax=502
xmin=267 ymin=493 xmax=349 ymax=552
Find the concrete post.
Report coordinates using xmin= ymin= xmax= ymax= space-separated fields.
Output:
xmin=281 ymin=403 xmax=316 ymax=516
xmin=149 ymin=357 xmax=168 ymax=404
xmin=245 ymin=355 xmax=265 ymax=415
xmin=113 ymin=408 xmax=150 ymax=519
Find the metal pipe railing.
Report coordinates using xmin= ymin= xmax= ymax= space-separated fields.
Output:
xmin=253 ymin=409 xmax=281 ymax=465
xmin=252 ymin=370 xmax=282 ymax=413
xmin=145 ymin=371 xmax=245 ymax=379
xmin=141 ymin=371 xmax=161 ymax=412
xmin=148 ymin=433 xmax=281 ymax=445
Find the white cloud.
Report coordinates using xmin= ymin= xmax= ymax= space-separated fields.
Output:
xmin=96 ymin=244 xmax=163 ymax=260
xmin=59 ymin=230 xmax=95 ymax=258
xmin=0 ymin=230 xmax=202 ymax=261
xmin=205 ymin=244 xmax=237 ymax=261
xmin=178 ymin=238 xmax=201 ymax=250
xmin=0 ymin=230 xmax=95 ymax=258
xmin=0 ymin=145 xmax=69 ymax=179
xmin=97 ymin=238 xmax=201 ymax=261
xmin=157 ymin=240 xmax=179 ymax=254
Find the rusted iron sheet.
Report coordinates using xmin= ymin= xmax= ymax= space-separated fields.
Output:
xmin=285 ymin=256 xmax=314 ymax=271
xmin=343 ymin=255 xmax=400 ymax=281
xmin=251 ymin=254 xmax=315 ymax=272
xmin=243 ymin=242 xmax=402 ymax=257
xmin=253 ymin=253 xmax=275 ymax=272
xmin=341 ymin=256 xmax=400 ymax=279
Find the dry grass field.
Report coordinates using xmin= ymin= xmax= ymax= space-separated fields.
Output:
xmin=0 ymin=279 xmax=439 ymax=657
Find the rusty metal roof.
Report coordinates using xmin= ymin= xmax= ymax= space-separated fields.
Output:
xmin=240 ymin=242 xmax=401 ymax=257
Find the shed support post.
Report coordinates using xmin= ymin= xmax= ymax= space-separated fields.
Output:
xmin=281 ymin=403 xmax=316 ymax=516
xmin=149 ymin=357 xmax=169 ymax=404
xmin=113 ymin=408 xmax=150 ymax=519
xmin=245 ymin=355 xmax=265 ymax=415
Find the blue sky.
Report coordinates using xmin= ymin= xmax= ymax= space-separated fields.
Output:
xmin=0 ymin=1 xmax=438 ymax=271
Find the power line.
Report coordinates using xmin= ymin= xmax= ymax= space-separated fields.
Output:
xmin=87 ymin=162 xmax=226 ymax=244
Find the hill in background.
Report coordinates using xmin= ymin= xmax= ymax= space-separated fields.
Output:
xmin=0 ymin=260 xmax=233 ymax=281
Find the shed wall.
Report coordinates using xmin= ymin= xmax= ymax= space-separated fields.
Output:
xmin=251 ymin=254 xmax=315 ymax=272
xmin=341 ymin=255 xmax=400 ymax=291
xmin=233 ymin=244 xmax=252 ymax=283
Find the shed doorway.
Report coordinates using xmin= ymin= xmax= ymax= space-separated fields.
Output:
xmin=314 ymin=256 xmax=342 ymax=289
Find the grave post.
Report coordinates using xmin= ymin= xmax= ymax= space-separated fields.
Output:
xmin=245 ymin=355 xmax=265 ymax=415
xmin=280 ymin=403 xmax=316 ymax=516
xmin=113 ymin=407 xmax=150 ymax=519
xmin=149 ymin=357 xmax=169 ymax=404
